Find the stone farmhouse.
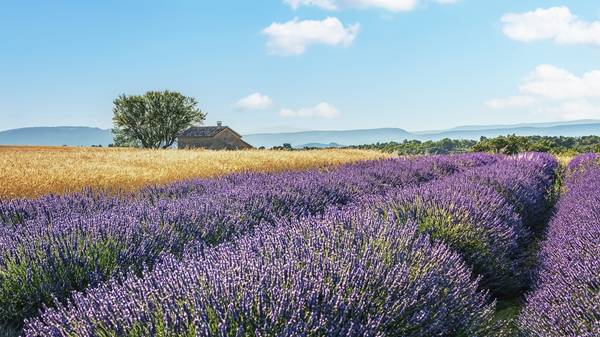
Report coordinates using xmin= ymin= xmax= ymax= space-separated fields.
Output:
xmin=177 ymin=122 xmax=253 ymax=150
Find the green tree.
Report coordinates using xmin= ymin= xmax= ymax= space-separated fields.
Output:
xmin=112 ymin=90 xmax=205 ymax=149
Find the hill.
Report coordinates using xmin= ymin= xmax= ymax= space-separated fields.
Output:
xmin=417 ymin=119 xmax=600 ymax=133
xmin=0 ymin=127 xmax=113 ymax=146
xmin=1 ymin=121 xmax=599 ymax=147
xmin=294 ymin=142 xmax=344 ymax=149
xmin=245 ymin=121 xmax=600 ymax=148
xmin=244 ymin=128 xmax=414 ymax=148
xmin=419 ymin=123 xmax=600 ymax=141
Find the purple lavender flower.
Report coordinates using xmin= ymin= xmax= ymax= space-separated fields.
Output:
xmin=24 ymin=209 xmax=498 ymax=337
xmin=0 ymin=154 xmax=496 ymax=325
xmin=354 ymin=153 xmax=557 ymax=297
xmin=519 ymin=154 xmax=600 ymax=337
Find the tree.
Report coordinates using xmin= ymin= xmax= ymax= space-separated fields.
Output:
xmin=112 ymin=90 xmax=205 ymax=149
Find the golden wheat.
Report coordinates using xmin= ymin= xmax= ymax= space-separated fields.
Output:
xmin=0 ymin=146 xmax=389 ymax=199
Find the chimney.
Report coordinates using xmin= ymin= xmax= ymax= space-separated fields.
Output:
xmin=217 ymin=121 xmax=222 ymax=127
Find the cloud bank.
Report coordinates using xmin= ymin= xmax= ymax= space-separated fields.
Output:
xmin=486 ymin=65 xmax=600 ymax=120
xmin=280 ymin=102 xmax=341 ymax=118
xmin=501 ymin=6 xmax=600 ymax=46
xmin=284 ymin=0 xmax=457 ymax=12
xmin=263 ymin=17 xmax=360 ymax=55
xmin=234 ymin=93 xmax=273 ymax=111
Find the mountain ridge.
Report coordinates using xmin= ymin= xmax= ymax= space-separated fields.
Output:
xmin=0 ymin=126 xmax=113 ymax=147
xmin=1 ymin=121 xmax=599 ymax=147
xmin=416 ymin=119 xmax=600 ymax=133
xmin=243 ymin=122 xmax=600 ymax=148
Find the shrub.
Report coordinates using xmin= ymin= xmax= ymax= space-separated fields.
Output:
xmin=1 ymin=155 xmax=495 ymax=325
xmin=458 ymin=152 xmax=558 ymax=230
xmin=518 ymin=154 xmax=600 ymax=336
xmin=358 ymin=153 xmax=557 ymax=296
xmin=25 ymin=209 xmax=498 ymax=337
xmin=372 ymin=179 xmax=528 ymax=296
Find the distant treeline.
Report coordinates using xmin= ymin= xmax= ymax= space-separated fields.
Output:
xmin=349 ymin=135 xmax=600 ymax=155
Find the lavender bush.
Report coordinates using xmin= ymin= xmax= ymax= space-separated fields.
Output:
xmin=0 ymin=154 xmax=498 ymax=227
xmin=24 ymin=209 xmax=499 ymax=337
xmin=354 ymin=153 xmax=557 ymax=296
xmin=369 ymin=180 xmax=527 ymax=296
xmin=519 ymin=154 xmax=600 ymax=336
xmin=0 ymin=155 xmax=497 ymax=325
xmin=459 ymin=152 xmax=558 ymax=230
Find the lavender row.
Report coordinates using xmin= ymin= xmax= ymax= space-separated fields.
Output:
xmin=20 ymin=153 xmax=556 ymax=334
xmin=0 ymin=154 xmax=498 ymax=227
xmin=24 ymin=208 xmax=499 ymax=337
xmin=0 ymin=154 xmax=496 ymax=325
xmin=519 ymin=154 xmax=600 ymax=336
xmin=21 ymin=155 xmax=556 ymax=336
xmin=358 ymin=152 xmax=558 ymax=296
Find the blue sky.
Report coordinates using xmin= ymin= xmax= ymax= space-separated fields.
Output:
xmin=1 ymin=1 xmax=600 ymax=133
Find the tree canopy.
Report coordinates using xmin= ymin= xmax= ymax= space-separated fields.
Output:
xmin=112 ymin=91 xmax=205 ymax=149
xmin=350 ymin=135 xmax=600 ymax=155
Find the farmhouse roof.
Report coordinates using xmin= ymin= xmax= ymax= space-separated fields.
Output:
xmin=180 ymin=126 xmax=242 ymax=138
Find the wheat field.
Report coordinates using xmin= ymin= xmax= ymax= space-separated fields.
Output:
xmin=0 ymin=146 xmax=389 ymax=199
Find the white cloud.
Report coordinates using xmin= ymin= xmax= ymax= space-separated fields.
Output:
xmin=486 ymin=65 xmax=600 ymax=120
xmin=280 ymin=102 xmax=341 ymax=118
xmin=342 ymin=0 xmax=417 ymax=11
xmin=263 ymin=17 xmax=359 ymax=55
xmin=544 ymin=100 xmax=600 ymax=120
xmin=519 ymin=64 xmax=600 ymax=100
xmin=501 ymin=6 xmax=600 ymax=46
xmin=284 ymin=0 xmax=456 ymax=11
xmin=284 ymin=0 xmax=337 ymax=10
xmin=488 ymin=65 xmax=600 ymax=104
xmin=233 ymin=93 xmax=273 ymax=111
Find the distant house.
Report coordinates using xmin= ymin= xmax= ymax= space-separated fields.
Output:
xmin=178 ymin=121 xmax=253 ymax=150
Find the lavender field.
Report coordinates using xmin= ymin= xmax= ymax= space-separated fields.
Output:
xmin=0 ymin=152 xmax=598 ymax=336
